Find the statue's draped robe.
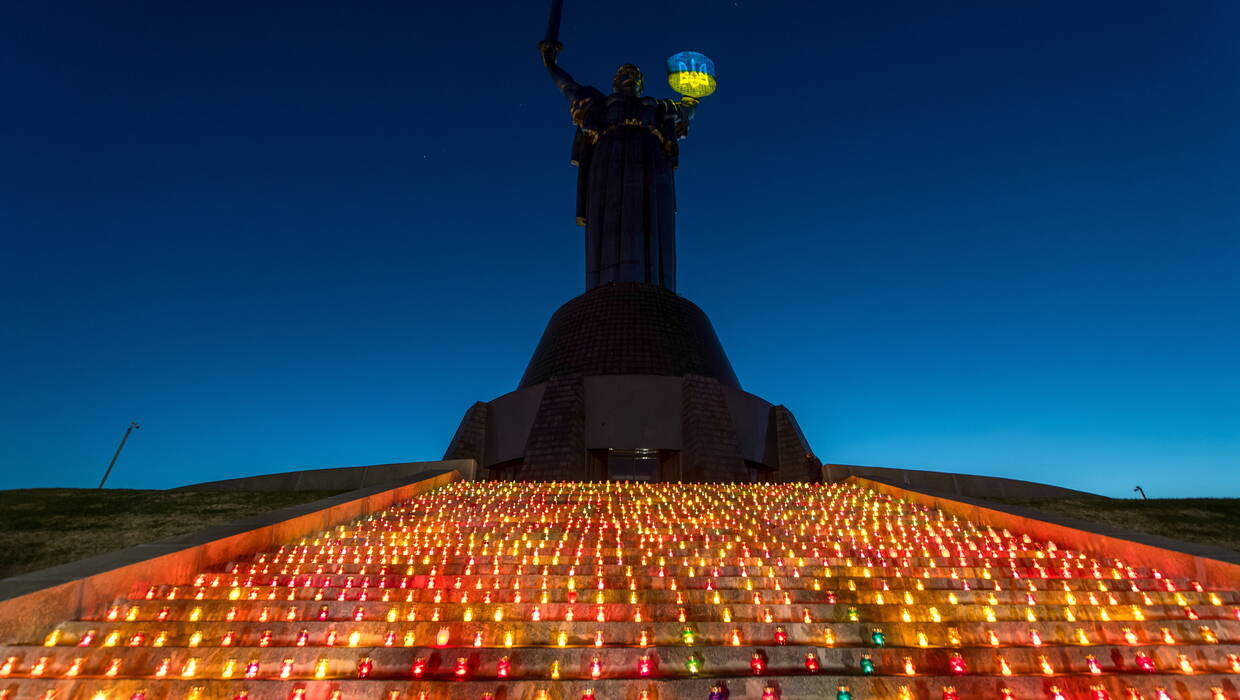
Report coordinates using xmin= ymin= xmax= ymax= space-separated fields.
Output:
xmin=566 ymin=88 xmax=692 ymax=291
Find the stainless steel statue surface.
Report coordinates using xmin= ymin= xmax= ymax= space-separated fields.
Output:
xmin=538 ymin=36 xmax=707 ymax=292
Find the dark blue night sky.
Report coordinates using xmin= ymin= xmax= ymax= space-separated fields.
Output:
xmin=3 ymin=1 xmax=1237 ymax=496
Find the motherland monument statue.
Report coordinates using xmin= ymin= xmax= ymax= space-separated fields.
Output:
xmin=441 ymin=1 xmax=827 ymax=485
xmin=538 ymin=0 xmax=717 ymax=293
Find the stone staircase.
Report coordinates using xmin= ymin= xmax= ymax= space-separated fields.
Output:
xmin=2 ymin=481 xmax=1238 ymax=700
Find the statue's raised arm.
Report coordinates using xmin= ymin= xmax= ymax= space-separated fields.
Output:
xmin=539 ymin=41 xmax=580 ymax=102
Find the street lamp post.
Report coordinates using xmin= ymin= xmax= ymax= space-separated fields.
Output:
xmin=97 ymin=421 xmax=140 ymax=489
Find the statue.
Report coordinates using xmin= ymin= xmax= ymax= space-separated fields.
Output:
xmin=539 ymin=40 xmax=701 ymax=292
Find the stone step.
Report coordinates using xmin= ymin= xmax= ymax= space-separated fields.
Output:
xmin=3 ymin=642 xmax=1239 ymax=678
xmin=117 ymin=586 xmax=1237 ymax=607
xmin=5 ymin=675 xmax=1239 ymax=700
xmin=27 ymin=620 xmax=1240 ymax=650
xmin=63 ymin=605 xmax=1237 ymax=632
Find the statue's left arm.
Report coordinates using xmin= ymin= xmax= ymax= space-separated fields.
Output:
xmin=658 ymin=97 xmax=698 ymax=140
xmin=675 ymin=97 xmax=698 ymax=123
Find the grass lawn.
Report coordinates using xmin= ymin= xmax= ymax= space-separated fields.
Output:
xmin=0 ymin=489 xmax=343 ymax=580
xmin=986 ymin=497 xmax=1240 ymax=554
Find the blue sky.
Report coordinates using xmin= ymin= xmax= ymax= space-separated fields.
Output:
xmin=2 ymin=1 xmax=1237 ymax=497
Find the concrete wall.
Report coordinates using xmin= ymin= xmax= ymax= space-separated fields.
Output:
xmin=520 ymin=376 xmax=589 ymax=481
xmin=724 ymin=384 xmax=775 ymax=464
xmin=824 ymin=462 xmax=1101 ymax=499
xmin=485 ymin=383 xmax=546 ymax=466
xmin=0 ymin=470 xmax=462 ymax=644
xmin=853 ymin=476 xmax=1240 ymax=587
xmin=172 ymin=459 xmax=476 ymax=491
xmin=443 ymin=402 xmax=488 ymax=465
xmin=583 ymin=375 xmax=683 ymax=450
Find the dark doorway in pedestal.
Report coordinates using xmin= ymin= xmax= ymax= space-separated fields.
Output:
xmin=606 ymin=448 xmax=660 ymax=481
xmin=746 ymin=460 xmax=775 ymax=483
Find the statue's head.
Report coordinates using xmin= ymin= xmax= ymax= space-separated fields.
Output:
xmin=613 ymin=64 xmax=644 ymax=96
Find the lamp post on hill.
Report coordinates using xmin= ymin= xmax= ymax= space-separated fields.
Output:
xmin=97 ymin=421 xmax=139 ymax=489
xmin=1133 ymin=485 xmax=1148 ymax=500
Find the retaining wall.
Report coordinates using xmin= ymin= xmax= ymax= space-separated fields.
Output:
xmin=853 ymin=475 xmax=1240 ymax=588
xmin=825 ymin=462 xmax=1100 ymax=499
xmin=0 ymin=469 xmax=462 ymax=643
xmin=172 ymin=459 xmax=475 ymax=492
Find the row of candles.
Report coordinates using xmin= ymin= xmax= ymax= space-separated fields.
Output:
xmin=44 ymin=621 xmax=1235 ymax=650
xmin=4 ymin=686 xmax=1233 ymax=700
xmin=8 ymin=644 xmax=1240 ymax=679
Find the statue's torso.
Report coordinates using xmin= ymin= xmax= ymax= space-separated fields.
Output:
xmin=603 ymin=93 xmax=660 ymax=129
xmin=565 ymin=90 xmax=684 ymax=292
xmin=573 ymin=91 xmax=665 ymax=138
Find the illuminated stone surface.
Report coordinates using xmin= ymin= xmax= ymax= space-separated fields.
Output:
xmin=3 ymin=480 xmax=1239 ymax=700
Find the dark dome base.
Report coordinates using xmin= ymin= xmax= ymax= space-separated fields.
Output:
xmin=444 ymin=282 xmax=821 ymax=483
xmin=519 ymin=282 xmax=741 ymax=390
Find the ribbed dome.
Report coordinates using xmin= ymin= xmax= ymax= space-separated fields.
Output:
xmin=519 ymin=282 xmax=741 ymax=390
